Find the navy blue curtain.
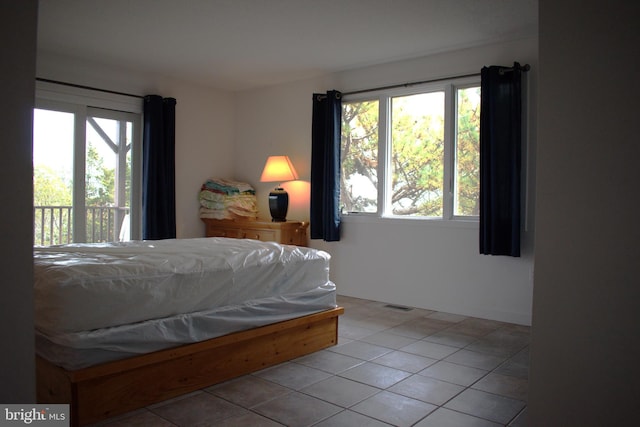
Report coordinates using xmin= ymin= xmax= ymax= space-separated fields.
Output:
xmin=310 ymin=90 xmax=342 ymax=241
xmin=142 ymin=95 xmax=177 ymax=240
xmin=479 ymin=63 xmax=523 ymax=257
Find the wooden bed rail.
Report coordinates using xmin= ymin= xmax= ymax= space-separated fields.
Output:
xmin=37 ymin=307 xmax=344 ymax=426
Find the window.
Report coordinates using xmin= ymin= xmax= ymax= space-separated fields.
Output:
xmin=33 ymin=83 xmax=142 ymax=245
xmin=341 ymin=78 xmax=480 ymax=220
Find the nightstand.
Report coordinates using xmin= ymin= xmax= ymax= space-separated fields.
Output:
xmin=202 ymin=218 xmax=309 ymax=246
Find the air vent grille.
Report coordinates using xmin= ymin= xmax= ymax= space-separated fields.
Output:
xmin=384 ymin=304 xmax=412 ymax=311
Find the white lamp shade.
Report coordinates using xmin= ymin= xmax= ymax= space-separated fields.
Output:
xmin=260 ymin=156 xmax=299 ymax=183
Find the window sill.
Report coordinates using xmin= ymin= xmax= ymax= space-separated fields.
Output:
xmin=340 ymin=213 xmax=478 ymax=229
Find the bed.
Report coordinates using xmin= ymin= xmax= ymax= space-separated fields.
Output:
xmin=34 ymin=237 xmax=343 ymax=426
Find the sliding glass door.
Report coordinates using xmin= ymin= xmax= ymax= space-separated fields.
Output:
xmin=33 ymin=101 xmax=141 ymax=245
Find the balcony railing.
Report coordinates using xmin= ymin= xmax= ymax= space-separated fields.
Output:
xmin=34 ymin=206 xmax=130 ymax=246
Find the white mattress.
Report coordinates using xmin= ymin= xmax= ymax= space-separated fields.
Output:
xmin=36 ymin=284 xmax=336 ymax=370
xmin=34 ymin=238 xmax=333 ymax=335
xmin=34 ymin=238 xmax=337 ymax=369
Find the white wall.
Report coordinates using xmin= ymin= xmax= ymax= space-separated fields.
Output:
xmin=36 ymin=52 xmax=236 ymax=238
xmin=529 ymin=1 xmax=640 ymax=424
xmin=0 ymin=0 xmax=38 ymax=402
xmin=235 ymin=38 xmax=537 ymax=325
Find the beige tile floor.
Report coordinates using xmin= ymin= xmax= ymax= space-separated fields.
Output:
xmin=92 ymin=296 xmax=530 ymax=426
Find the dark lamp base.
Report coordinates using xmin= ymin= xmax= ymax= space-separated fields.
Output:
xmin=268 ymin=188 xmax=289 ymax=222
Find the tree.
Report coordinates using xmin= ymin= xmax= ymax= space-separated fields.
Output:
xmin=85 ymin=142 xmax=115 ymax=207
xmin=455 ymin=87 xmax=481 ymax=216
xmin=33 ymin=165 xmax=72 ymax=206
xmin=33 ymin=165 xmax=72 ymax=245
xmin=341 ymin=100 xmax=379 ymax=213
xmin=390 ymin=93 xmax=444 ymax=216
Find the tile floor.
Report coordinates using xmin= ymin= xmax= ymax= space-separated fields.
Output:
xmin=92 ymin=296 xmax=530 ymax=426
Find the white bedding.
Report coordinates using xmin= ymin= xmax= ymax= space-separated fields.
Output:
xmin=35 ymin=283 xmax=336 ymax=370
xmin=34 ymin=238 xmax=334 ymax=335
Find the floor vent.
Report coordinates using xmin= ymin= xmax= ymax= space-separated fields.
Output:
xmin=384 ymin=304 xmax=413 ymax=311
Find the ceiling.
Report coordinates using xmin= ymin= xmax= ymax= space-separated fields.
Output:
xmin=37 ymin=0 xmax=538 ymax=92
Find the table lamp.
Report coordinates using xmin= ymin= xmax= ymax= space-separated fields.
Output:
xmin=260 ymin=155 xmax=299 ymax=222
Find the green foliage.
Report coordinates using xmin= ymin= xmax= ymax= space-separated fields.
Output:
xmin=33 ymin=165 xmax=72 ymax=206
xmin=85 ymin=143 xmax=115 ymax=207
xmin=33 ymin=166 xmax=72 ymax=245
xmin=455 ymin=87 xmax=480 ymax=216
xmin=391 ymin=93 xmax=444 ymax=216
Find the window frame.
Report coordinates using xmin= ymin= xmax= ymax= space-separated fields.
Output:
xmin=34 ymin=81 xmax=143 ymax=242
xmin=341 ymin=76 xmax=480 ymax=222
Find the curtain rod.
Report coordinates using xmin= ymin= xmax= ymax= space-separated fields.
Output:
xmin=342 ymin=72 xmax=479 ymax=97
xmin=339 ymin=63 xmax=530 ymax=97
xmin=35 ymin=77 xmax=144 ymax=99
xmin=498 ymin=63 xmax=531 ymax=75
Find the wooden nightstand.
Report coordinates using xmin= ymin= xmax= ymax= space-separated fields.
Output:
xmin=202 ymin=218 xmax=309 ymax=246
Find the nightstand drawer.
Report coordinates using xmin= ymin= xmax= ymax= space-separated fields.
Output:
xmin=205 ymin=227 xmax=240 ymax=239
xmin=242 ymin=229 xmax=276 ymax=242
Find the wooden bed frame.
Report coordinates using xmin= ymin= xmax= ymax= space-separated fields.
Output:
xmin=37 ymin=307 xmax=343 ymax=426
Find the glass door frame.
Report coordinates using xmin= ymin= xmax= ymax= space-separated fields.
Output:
xmin=34 ymin=94 xmax=142 ymax=243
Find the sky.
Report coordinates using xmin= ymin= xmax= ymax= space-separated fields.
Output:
xmin=33 ymin=108 xmax=74 ymax=177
